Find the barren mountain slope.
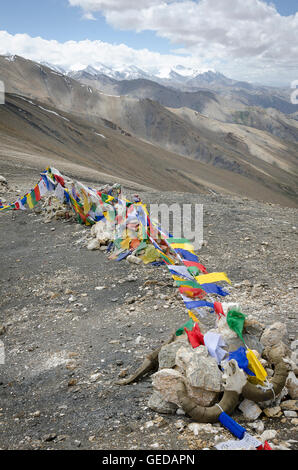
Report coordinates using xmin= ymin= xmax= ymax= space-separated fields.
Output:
xmin=1 ymin=93 xmax=297 ymax=207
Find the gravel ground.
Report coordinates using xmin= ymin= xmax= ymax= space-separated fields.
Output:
xmin=0 ymin=163 xmax=297 ymax=451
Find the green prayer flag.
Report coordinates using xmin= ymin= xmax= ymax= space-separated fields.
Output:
xmin=226 ymin=310 xmax=246 ymax=342
xmin=176 ymin=318 xmax=194 ymax=336
xmin=175 ymin=279 xmax=201 ymax=288
xmin=187 ymin=266 xmax=200 ymax=277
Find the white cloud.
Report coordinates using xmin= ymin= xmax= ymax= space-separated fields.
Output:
xmin=0 ymin=0 xmax=298 ymax=85
xmin=68 ymin=0 xmax=298 ymax=65
xmin=0 ymin=30 xmax=206 ymax=73
xmin=82 ymin=11 xmax=96 ymax=20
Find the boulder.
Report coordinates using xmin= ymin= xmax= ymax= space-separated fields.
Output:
xmin=260 ymin=322 xmax=287 ymax=348
xmin=183 ymin=346 xmax=223 ymax=392
xmin=152 ymin=369 xmax=185 ymax=405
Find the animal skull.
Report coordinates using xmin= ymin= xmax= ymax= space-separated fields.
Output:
xmin=222 ymin=359 xmax=247 ymax=394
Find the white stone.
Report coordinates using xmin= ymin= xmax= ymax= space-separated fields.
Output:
xmin=247 ymin=420 xmax=264 ymax=434
xmin=87 ymin=238 xmax=100 ymax=250
xmin=259 ymin=430 xmax=277 ymax=442
xmin=239 ymin=399 xmax=263 ymax=420
xmin=283 ymin=410 xmax=297 ymax=418
xmin=127 ymin=255 xmax=142 ymax=264
xmin=188 ymin=423 xmax=201 ymax=436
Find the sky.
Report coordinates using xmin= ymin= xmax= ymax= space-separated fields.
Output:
xmin=0 ymin=0 xmax=297 ymax=85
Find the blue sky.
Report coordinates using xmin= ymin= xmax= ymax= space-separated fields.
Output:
xmin=0 ymin=0 xmax=297 ymax=85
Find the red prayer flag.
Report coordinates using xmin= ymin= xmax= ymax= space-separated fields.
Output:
xmin=54 ymin=174 xmax=65 ymax=187
xmin=182 ymin=259 xmax=208 ymax=274
xmin=214 ymin=302 xmax=225 ymax=318
xmin=34 ymin=185 xmax=41 ymax=202
xmin=179 ymin=286 xmax=206 ymax=299
xmin=184 ymin=323 xmax=205 ymax=348
xmin=257 ymin=441 xmax=272 ymax=450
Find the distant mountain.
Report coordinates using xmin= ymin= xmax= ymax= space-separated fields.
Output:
xmin=69 ymin=63 xmax=155 ymax=82
xmin=40 ymin=62 xmax=66 ymax=75
xmin=0 ymin=54 xmax=297 ymax=207
xmin=65 ymin=63 xmax=297 ymax=116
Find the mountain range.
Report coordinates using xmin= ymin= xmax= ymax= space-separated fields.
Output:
xmin=0 ymin=54 xmax=297 ymax=207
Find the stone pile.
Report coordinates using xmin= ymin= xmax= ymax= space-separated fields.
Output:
xmin=148 ymin=308 xmax=297 ymax=428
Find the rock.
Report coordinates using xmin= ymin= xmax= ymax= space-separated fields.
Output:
xmin=259 ymin=430 xmax=277 ymax=442
xmin=148 ymin=391 xmax=178 ymax=414
xmin=225 ymin=333 xmax=264 ymax=355
xmin=263 ymin=406 xmax=282 ymax=418
xmin=175 ymin=345 xmax=195 ymax=372
xmin=188 ymin=423 xmax=201 ymax=436
xmin=0 ymin=175 xmax=7 ymax=184
xmin=260 ymin=322 xmax=287 ymax=348
xmin=0 ymin=325 xmax=6 ymax=336
xmin=280 ymin=400 xmax=298 ymax=411
xmin=173 ymin=344 xmax=222 ymax=405
xmin=158 ymin=339 xmax=189 ymax=370
xmin=283 ymin=410 xmax=297 ymax=418
xmin=87 ymin=239 xmax=100 ymax=250
xmin=247 ymin=420 xmax=264 ymax=434
xmin=183 ymin=346 xmax=223 ymax=392
xmin=43 ymin=433 xmax=57 ymax=442
xmin=135 ymin=335 xmax=145 ymax=345
xmin=90 ymin=221 xmax=112 ymax=244
xmin=216 ymin=312 xmax=239 ymax=341
xmin=188 ymin=422 xmax=218 ymax=435
xmin=89 ymin=372 xmax=102 ymax=382
xmin=174 ymin=419 xmax=186 ymax=432
xmin=185 ymin=384 xmax=220 ymax=407
xmin=118 ymin=368 xmax=128 ymax=378
xmin=286 ymin=372 xmax=298 ymax=399
xmin=244 ymin=318 xmax=264 ymax=339
xmin=152 ymin=369 xmax=185 ymax=405
xmin=127 ymin=255 xmax=142 ymax=265
xmin=239 ymin=399 xmax=263 ymax=420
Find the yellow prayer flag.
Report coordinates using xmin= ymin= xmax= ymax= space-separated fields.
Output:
xmin=246 ymin=349 xmax=267 ymax=385
xmin=26 ymin=193 xmax=35 ymax=209
xmin=188 ymin=310 xmax=199 ymax=323
xmin=195 ymin=272 xmax=231 ymax=285
xmin=120 ymin=238 xmax=131 ymax=250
